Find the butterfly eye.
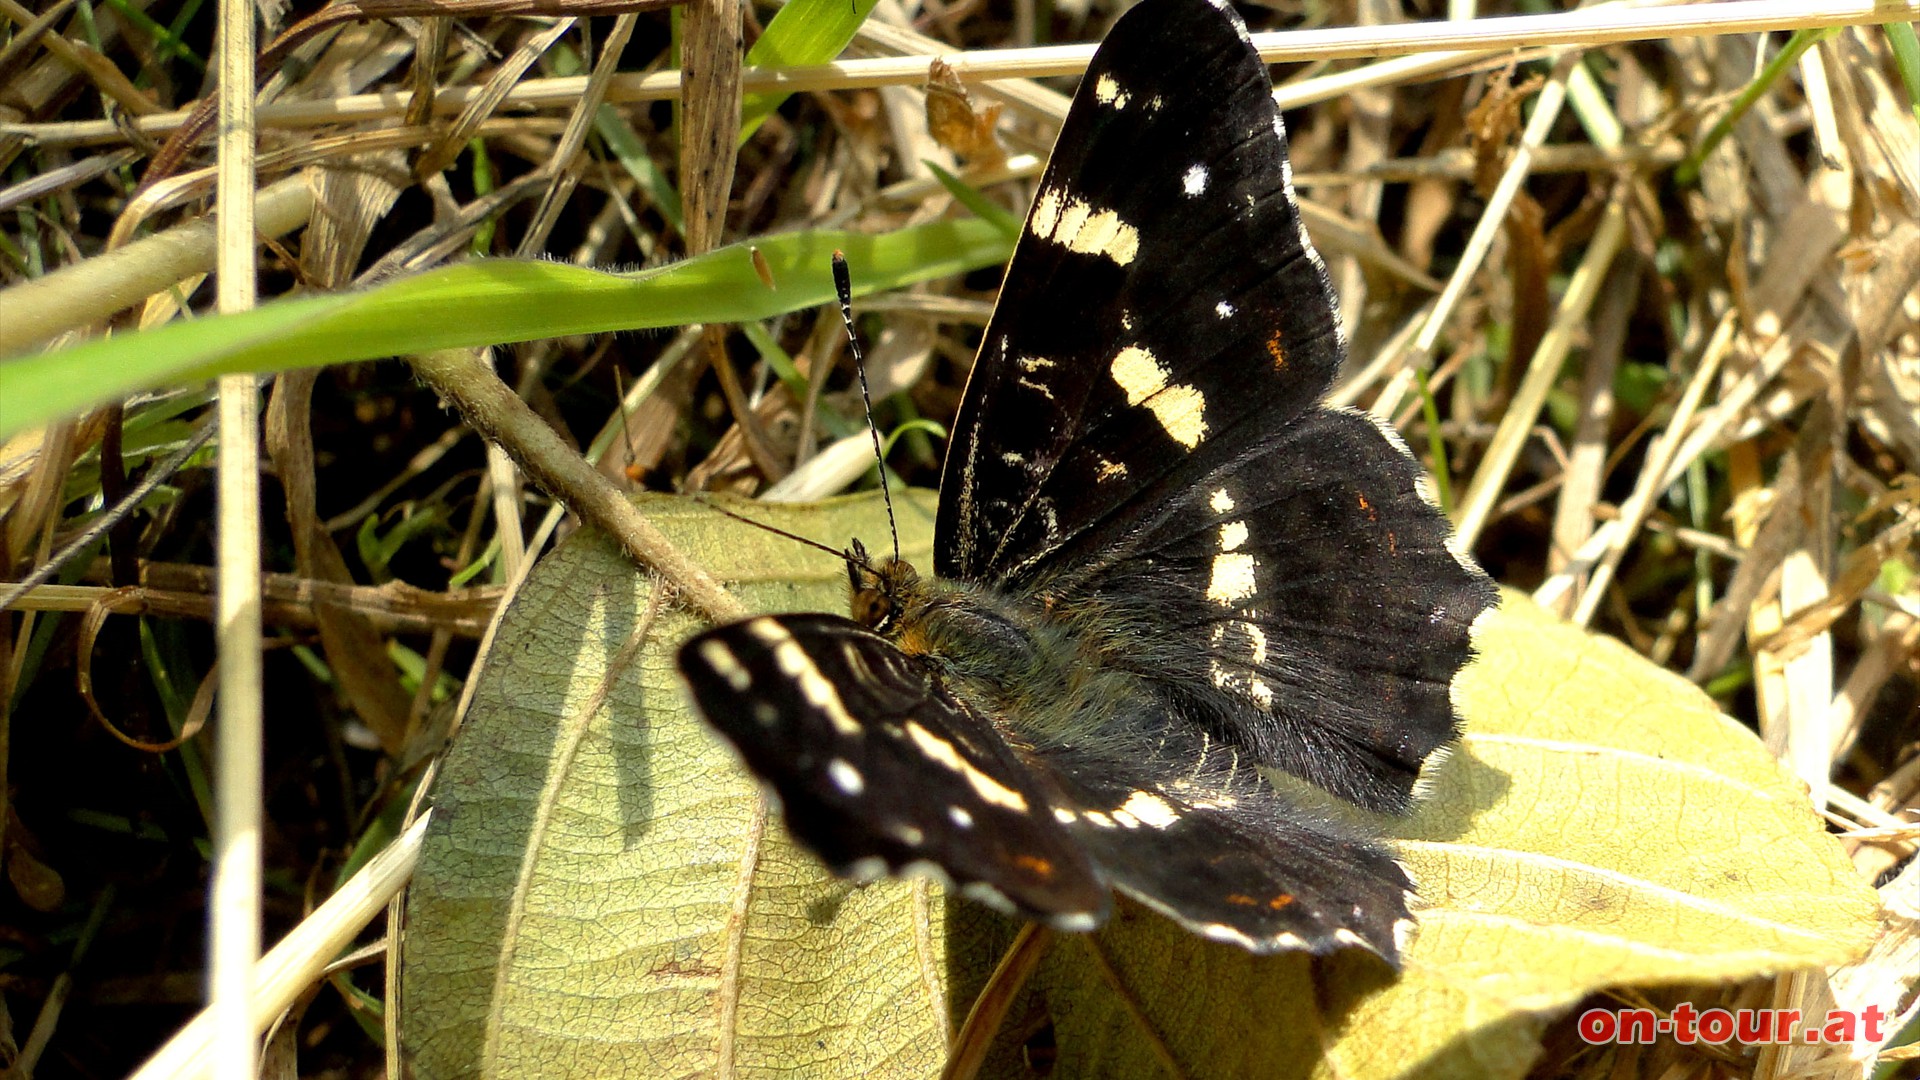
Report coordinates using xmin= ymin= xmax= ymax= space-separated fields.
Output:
xmin=851 ymin=588 xmax=894 ymax=631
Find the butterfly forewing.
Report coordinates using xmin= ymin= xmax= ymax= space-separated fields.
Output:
xmin=936 ymin=0 xmax=1345 ymax=588
xmin=680 ymin=614 xmax=1111 ymax=926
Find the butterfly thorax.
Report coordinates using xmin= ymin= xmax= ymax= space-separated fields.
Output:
xmin=849 ymin=553 xmax=1134 ymax=751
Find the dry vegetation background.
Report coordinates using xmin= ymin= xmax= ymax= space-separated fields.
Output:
xmin=0 ymin=0 xmax=1916 ymax=1075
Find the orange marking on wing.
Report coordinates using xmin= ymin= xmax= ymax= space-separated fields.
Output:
xmin=1356 ymin=492 xmax=1378 ymax=522
xmin=1268 ymin=893 xmax=1295 ymax=910
xmin=1014 ymin=854 xmax=1055 ymax=878
xmin=1227 ymin=893 xmax=1259 ymax=907
xmin=1265 ymin=330 xmax=1288 ymax=369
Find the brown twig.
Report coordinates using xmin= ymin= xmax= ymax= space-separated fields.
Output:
xmin=406 ymin=347 xmax=746 ymax=624
xmin=940 ymin=923 xmax=1053 ymax=1080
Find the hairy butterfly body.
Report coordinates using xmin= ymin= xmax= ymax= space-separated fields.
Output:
xmin=678 ymin=0 xmax=1496 ymax=961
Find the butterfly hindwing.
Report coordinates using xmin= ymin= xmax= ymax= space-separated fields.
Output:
xmin=937 ymin=0 xmax=1345 ymax=588
xmin=1072 ymin=407 xmax=1497 ymax=813
xmin=679 ymin=614 xmax=1111 ymax=926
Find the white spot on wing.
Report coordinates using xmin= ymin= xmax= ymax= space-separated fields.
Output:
xmin=1220 ymin=520 xmax=1248 ymax=551
xmin=1200 ymin=922 xmax=1262 ymax=949
xmin=1052 ymin=198 xmax=1091 ymax=250
xmin=1094 ymin=73 xmax=1130 ymax=109
xmin=1118 ymin=790 xmax=1179 ymax=828
xmin=1210 ymin=623 xmax=1277 ymax=711
xmin=1109 ymin=345 xmax=1207 ymax=448
xmin=1207 ymin=552 xmax=1258 ymax=605
xmin=746 ymin=619 xmax=863 ymax=737
xmin=1110 ymin=345 xmax=1166 ymax=399
xmin=1215 ymin=300 xmax=1235 ymax=318
xmin=890 ymin=822 xmax=926 ymax=846
xmin=1249 ymin=678 xmax=1274 ymax=707
xmin=1026 ymin=187 xmax=1140 ymax=265
xmin=904 ymin=721 xmax=1029 ymax=811
xmin=901 ymin=859 xmax=956 ymax=891
xmin=960 ymin=881 xmax=1019 ymax=915
xmin=697 ymin=640 xmax=752 ymax=692
xmin=1015 ymin=376 xmax=1055 ymax=400
xmin=1071 ymin=208 xmax=1139 ymax=264
xmin=1030 ymin=188 xmax=1063 ymax=238
xmin=1053 ymin=911 xmax=1102 ymax=932
xmin=1183 ymin=164 xmax=1209 ymax=195
xmin=948 ymin=805 xmax=974 ymax=828
xmin=828 ymin=757 xmax=865 ymax=795
xmin=1210 ymin=488 xmax=1235 ymax=514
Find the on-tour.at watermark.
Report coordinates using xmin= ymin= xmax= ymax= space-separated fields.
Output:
xmin=1579 ymin=1004 xmax=1890 ymax=1045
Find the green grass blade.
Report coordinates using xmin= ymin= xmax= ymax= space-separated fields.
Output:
xmin=597 ymin=107 xmax=686 ymax=236
xmin=926 ymin=161 xmax=1023 ymax=236
xmin=1885 ymin=20 xmax=1920 ymax=128
xmin=739 ymin=0 xmax=879 ymax=143
xmin=0 ymin=219 xmax=1011 ymax=438
xmin=1676 ymin=28 xmax=1838 ymax=186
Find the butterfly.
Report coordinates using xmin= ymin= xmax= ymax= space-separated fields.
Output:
xmin=677 ymin=0 xmax=1496 ymax=961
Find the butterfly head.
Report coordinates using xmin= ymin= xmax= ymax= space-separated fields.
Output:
xmin=845 ymin=538 xmax=922 ymax=635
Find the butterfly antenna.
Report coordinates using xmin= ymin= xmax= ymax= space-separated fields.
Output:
xmin=832 ymin=250 xmax=900 ymax=565
xmin=690 ymin=495 xmax=873 ymax=569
